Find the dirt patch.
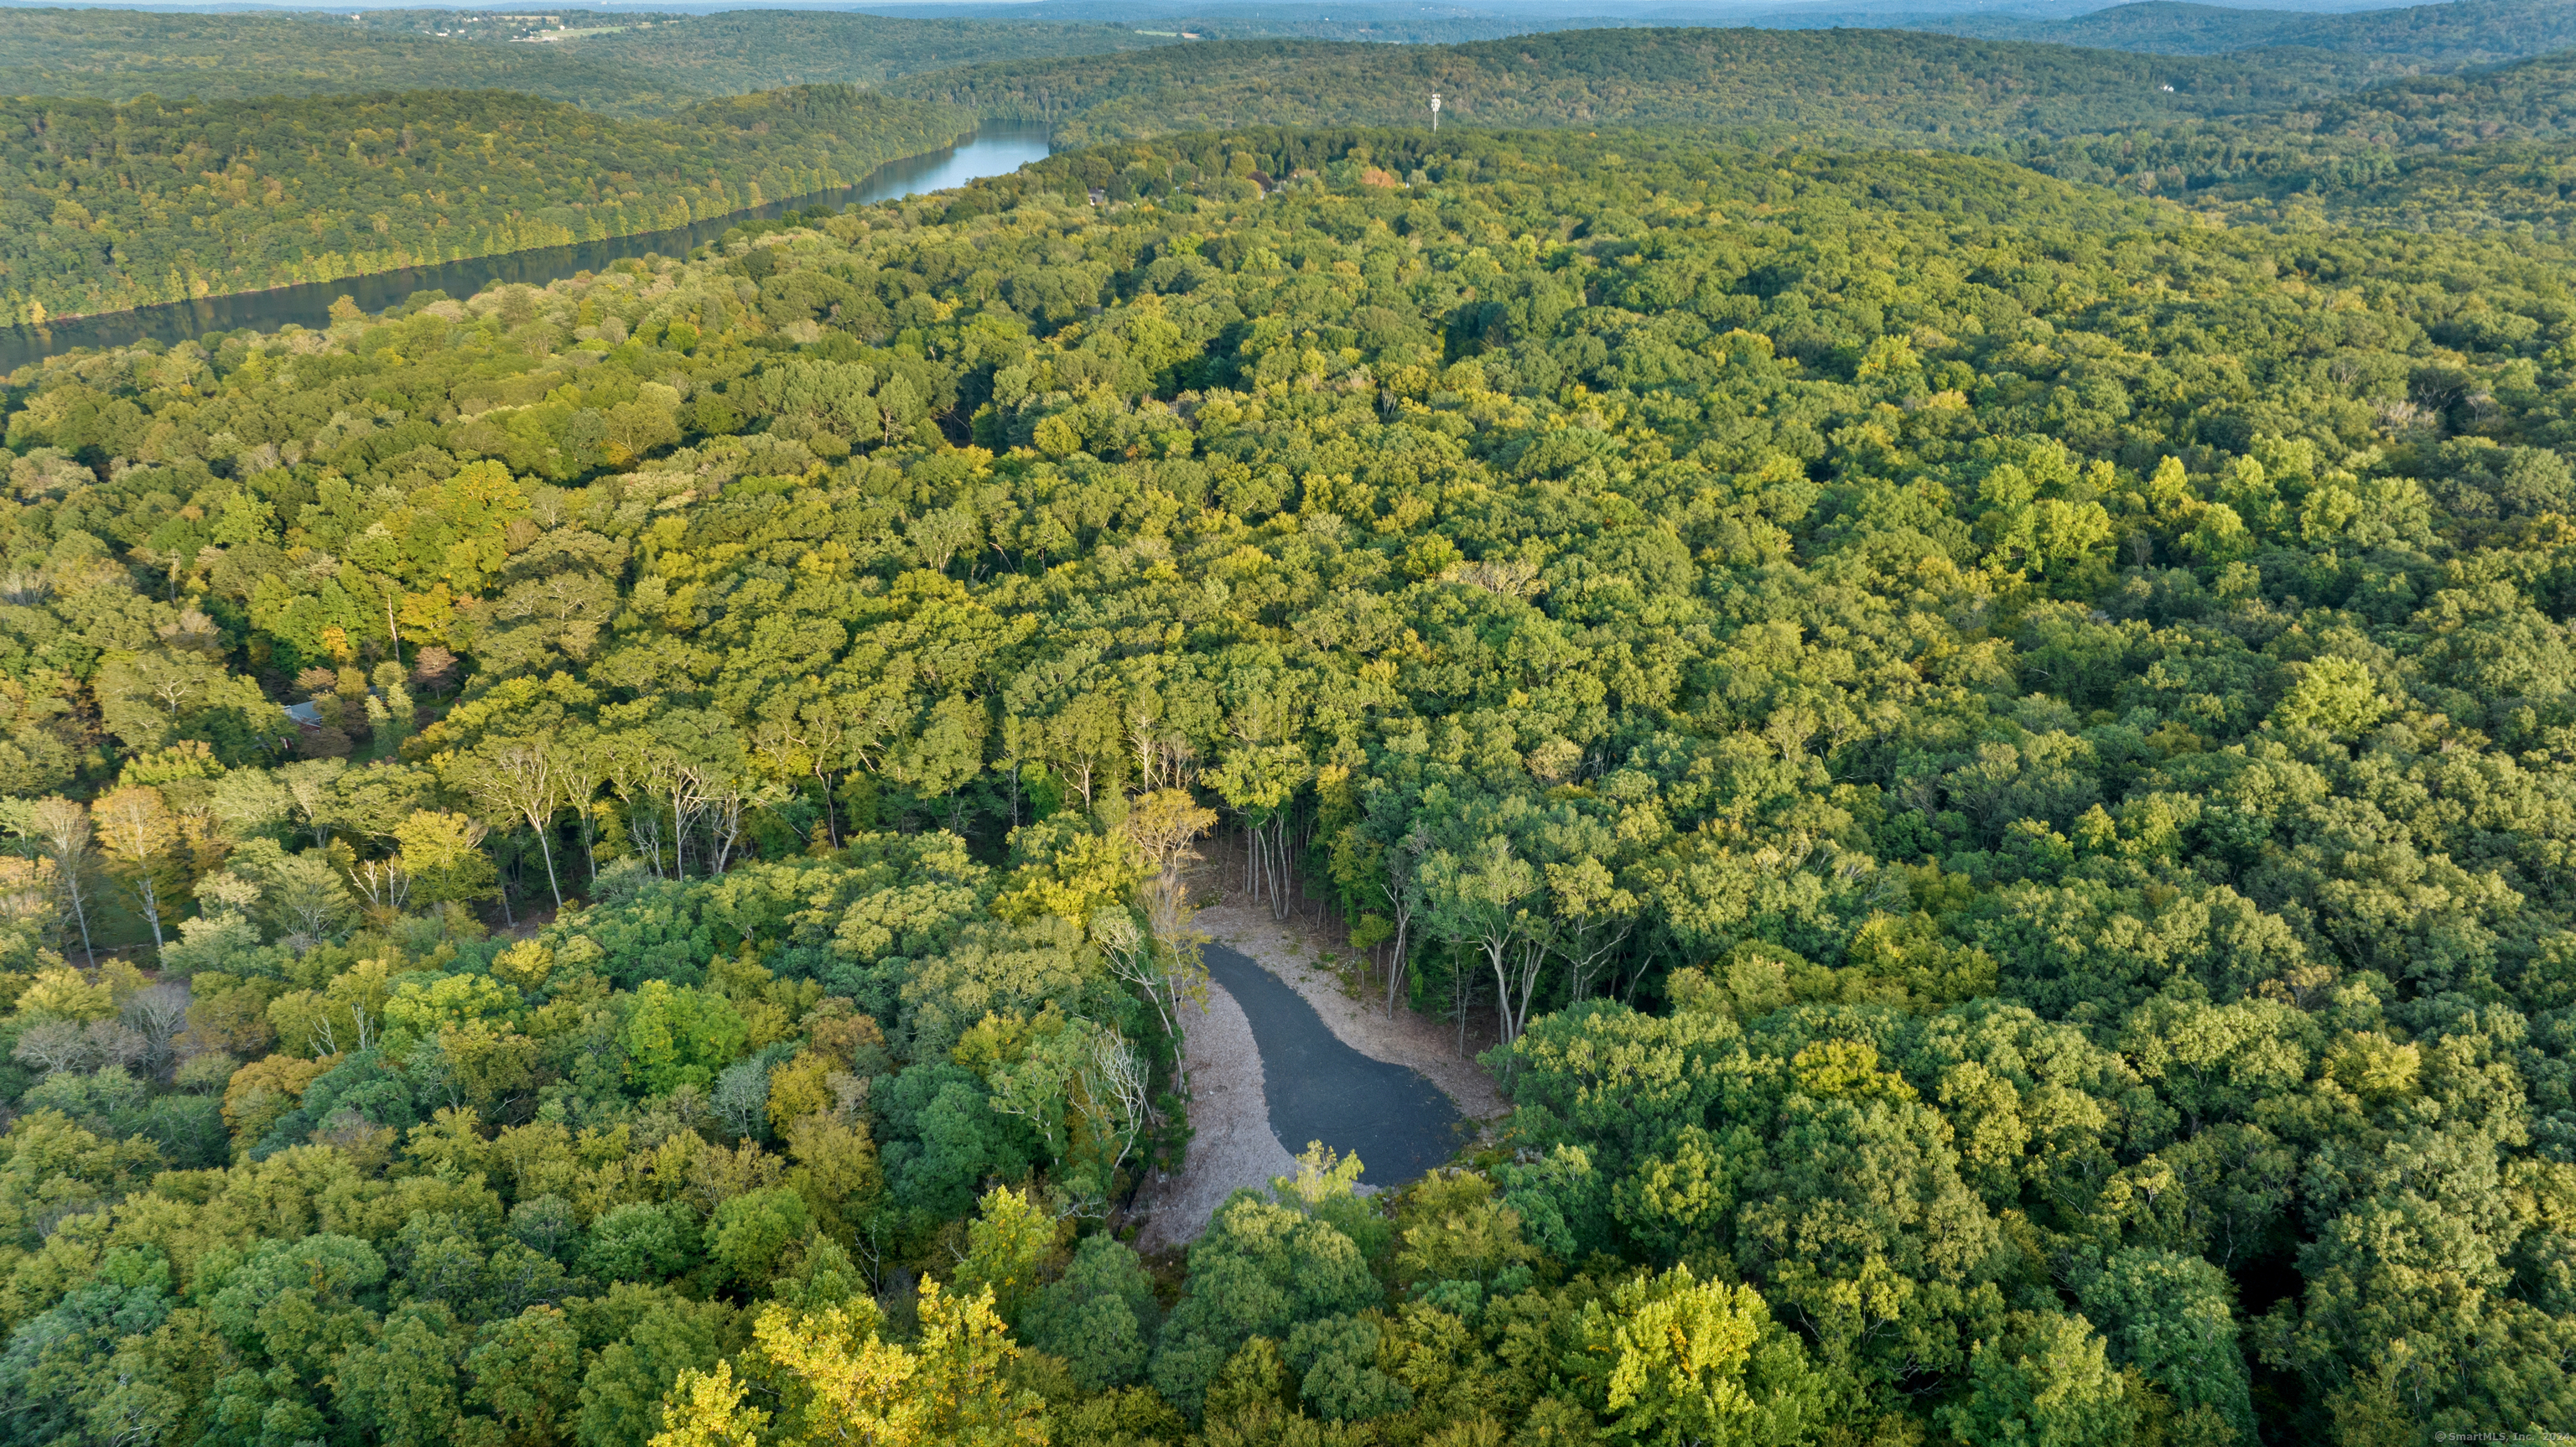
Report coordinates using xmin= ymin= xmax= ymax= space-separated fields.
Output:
xmin=1131 ymin=972 xmax=1296 ymax=1252
xmin=1202 ymin=941 xmax=1462 ymax=1185
xmin=1194 ymin=897 xmax=1510 ymax=1128
xmin=1131 ymin=852 xmax=1515 ymax=1247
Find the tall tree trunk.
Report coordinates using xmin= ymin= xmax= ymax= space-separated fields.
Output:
xmin=137 ymin=874 xmax=163 ymax=954
xmin=1455 ymin=957 xmax=1469 ymax=1057
xmin=534 ymin=825 xmax=562 ymax=909
xmin=1385 ymin=910 xmax=1409 ymax=1018
xmin=65 ymin=873 xmax=93 ymax=967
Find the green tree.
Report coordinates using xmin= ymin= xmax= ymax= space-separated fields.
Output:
xmin=1421 ymin=830 xmax=1545 ymax=1045
xmin=1568 ymin=1263 xmax=1829 ymax=1447
xmin=1150 ymin=1195 xmax=1380 ymax=1413
xmin=90 ymin=786 xmax=180 ymax=954
xmin=335 ymin=1306 xmax=469 ymax=1447
xmin=1021 ymin=1234 xmax=1162 ymax=1391
xmin=577 ymin=1287 xmax=733 ymax=1447
xmin=2266 ymin=656 xmax=2382 ymax=742
xmin=709 ymin=1186 xmax=812 ymax=1291
xmin=1939 ymin=1312 xmax=2137 ymax=1447
xmin=952 ymin=1184 xmax=1064 ymax=1328
xmin=2074 ymin=1250 xmax=2253 ymax=1444
xmin=621 ymin=982 xmax=750 ymax=1094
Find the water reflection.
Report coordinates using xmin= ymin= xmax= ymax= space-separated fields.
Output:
xmin=0 ymin=123 xmax=1052 ymax=372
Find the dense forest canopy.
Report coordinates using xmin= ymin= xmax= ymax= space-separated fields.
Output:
xmin=1986 ymin=46 xmax=2576 ymax=228
xmin=0 ymin=8 xmax=654 ymax=112
xmin=0 ymin=7 xmax=1176 ymax=115
xmin=886 ymin=26 xmax=2364 ymax=145
xmin=6 ymin=7 xmax=2573 ymax=340
xmin=12 ymin=0 xmax=2576 ymax=122
xmin=1940 ymin=0 xmax=2576 ymax=66
xmin=11 ymin=18 xmax=2571 ymax=337
xmin=0 ymin=86 xmax=974 ymax=324
xmin=835 ymin=0 xmax=1665 ymax=46
xmin=2 ymin=115 xmax=2575 ymax=1444
xmin=474 ymin=10 xmax=1176 ymax=102
xmin=877 ymin=23 xmax=2576 ymax=230
xmin=2267 ymin=136 xmax=2576 ymax=233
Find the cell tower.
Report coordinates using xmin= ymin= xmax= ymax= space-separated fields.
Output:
xmin=1430 ymin=93 xmax=1441 ymax=132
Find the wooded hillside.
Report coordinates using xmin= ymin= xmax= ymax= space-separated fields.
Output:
xmin=0 ymin=7 xmax=1174 ymax=115
xmin=0 ymin=86 xmax=972 ymax=324
xmin=886 ymin=25 xmax=2361 ymax=145
xmin=2 ymin=123 xmax=2574 ymax=1444
xmin=1941 ymin=0 xmax=2576 ymax=66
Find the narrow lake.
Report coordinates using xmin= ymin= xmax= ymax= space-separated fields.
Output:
xmin=0 ymin=123 xmax=1052 ymax=373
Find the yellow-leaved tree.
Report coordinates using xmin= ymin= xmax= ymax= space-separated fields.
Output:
xmin=651 ymin=1280 xmax=1047 ymax=1447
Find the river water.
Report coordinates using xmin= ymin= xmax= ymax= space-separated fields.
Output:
xmin=0 ymin=123 xmax=1052 ymax=374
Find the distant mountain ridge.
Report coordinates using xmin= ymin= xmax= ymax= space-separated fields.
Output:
xmin=882 ymin=23 xmax=2371 ymax=144
xmin=1927 ymin=0 xmax=2576 ymax=65
xmin=0 ymin=6 xmax=1176 ymax=113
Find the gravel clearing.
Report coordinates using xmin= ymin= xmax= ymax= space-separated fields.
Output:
xmin=1132 ymin=971 xmax=1297 ymax=1251
xmin=1202 ymin=940 xmax=1463 ymax=1185
xmin=1130 ymin=858 xmax=1515 ymax=1248
xmin=1196 ymin=898 xmax=1511 ymax=1126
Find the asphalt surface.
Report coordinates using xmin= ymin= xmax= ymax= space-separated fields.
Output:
xmin=1201 ymin=942 xmax=1467 ymax=1185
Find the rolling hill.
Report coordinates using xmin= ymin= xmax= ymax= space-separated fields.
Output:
xmin=1933 ymin=0 xmax=2576 ymax=66
xmin=0 ymin=6 xmax=1175 ymax=115
xmin=884 ymin=24 xmax=2366 ymax=145
xmin=0 ymin=85 xmax=972 ymax=323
